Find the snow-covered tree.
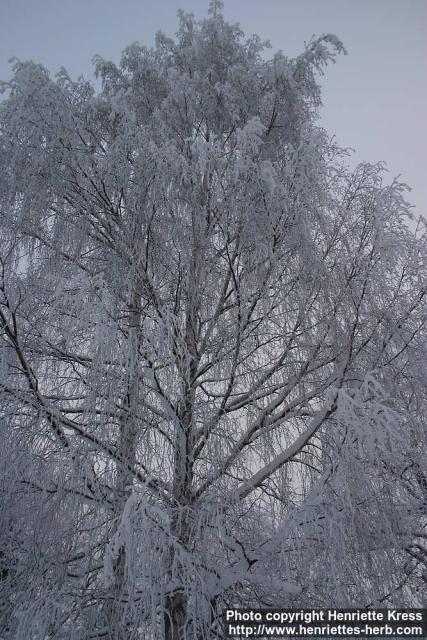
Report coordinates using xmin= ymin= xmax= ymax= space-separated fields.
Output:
xmin=0 ymin=3 xmax=425 ymax=638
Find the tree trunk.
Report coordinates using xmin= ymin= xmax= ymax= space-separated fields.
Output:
xmin=164 ymin=591 xmax=187 ymax=640
xmin=104 ymin=290 xmax=141 ymax=639
xmin=164 ymin=304 xmax=199 ymax=640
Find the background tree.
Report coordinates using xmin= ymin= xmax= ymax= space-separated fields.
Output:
xmin=0 ymin=2 xmax=426 ymax=638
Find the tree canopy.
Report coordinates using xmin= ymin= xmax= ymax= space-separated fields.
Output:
xmin=0 ymin=3 xmax=426 ymax=639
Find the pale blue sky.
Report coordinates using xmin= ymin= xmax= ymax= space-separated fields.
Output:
xmin=1 ymin=0 xmax=426 ymax=215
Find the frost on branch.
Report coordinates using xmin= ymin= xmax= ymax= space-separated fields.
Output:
xmin=0 ymin=3 xmax=425 ymax=640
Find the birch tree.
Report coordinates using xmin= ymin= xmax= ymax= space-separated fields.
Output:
xmin=0 ymin=3 xmax=426 ymax=638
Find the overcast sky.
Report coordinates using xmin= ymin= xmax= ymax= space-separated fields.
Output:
xmin=1 ymin=0 xmax=426 ymax=216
